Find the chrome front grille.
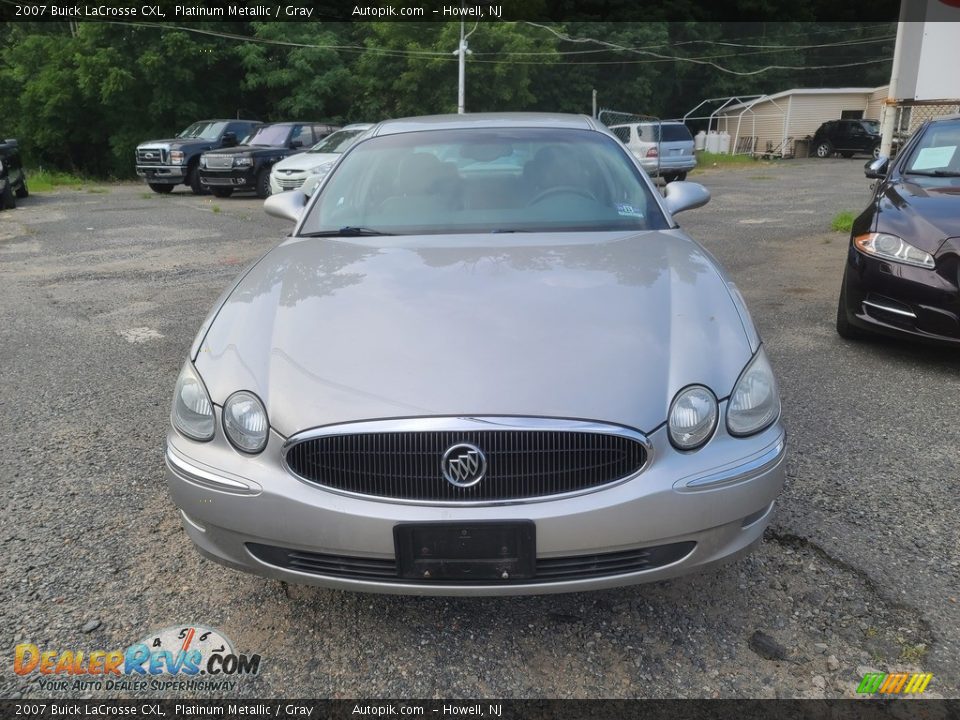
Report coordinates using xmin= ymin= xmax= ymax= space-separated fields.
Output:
xmin=136 ymin=147 xmax=167 ymax=165
xmin=278 ymin=177 xmax=305 ymax=190
xmin=203 ymin=154 xmax=234 ymax=170
xmin=283 ymin=418 xmax=649 ymax=503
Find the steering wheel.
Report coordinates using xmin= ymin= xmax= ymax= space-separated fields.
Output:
xmin=528 ymin=185 xmax=597 ymax=206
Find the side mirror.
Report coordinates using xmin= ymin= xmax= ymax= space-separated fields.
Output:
xmin=662 ymin=181 xmax=710 ymax=216
xmin=865 ymin=156 xmax=888 ymax=179
xmin=289 ymin=140 xmax=303 ymax=149
xmin=264 ymin=190 xmax=307 ymax=223
xmin=221 ymin=132 xmax=237 ymax=147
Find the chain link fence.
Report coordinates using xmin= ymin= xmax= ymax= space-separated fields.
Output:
xmin=885 ymin=100 xmax=960 ymax=154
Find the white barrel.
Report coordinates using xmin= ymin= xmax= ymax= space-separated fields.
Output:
xmin=705 ymin=131 xmax=720 ymax=153
xmin=694 ymin=130 xmax=706 ymax=151
xmin=719 ymin=132 xmax=731 ymax=154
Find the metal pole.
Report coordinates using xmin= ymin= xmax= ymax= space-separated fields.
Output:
xmin=457 ymin=21 xmax=466 ymax=114
xmin=592 ymin=89 xmax=597 ymax=118
xmin=880 ymin=6 xmax=908 ymax=157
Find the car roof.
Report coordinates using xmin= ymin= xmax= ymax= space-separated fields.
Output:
xmin=369 ymin=112 xmax=600 ymax=137
xmin=340 ymin=123 xmax=375 ymax=131
xmin=929 ymin=113 xmax=960 ymax=123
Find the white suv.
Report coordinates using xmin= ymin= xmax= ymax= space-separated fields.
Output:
xmin=269 ymin=124 xmax=373 ymax=195
xmin=609 ymin=121 xmax=697 ymax=182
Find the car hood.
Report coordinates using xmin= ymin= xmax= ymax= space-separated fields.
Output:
xmin=194 ymin=231 xmax=756 ymax=436
xmin=877 ymin=178 xmax=960 ymax=252
xmin=272 ymin=152 xmax=339 ymax=173
xmin=204 ymin=144 xmax=288 ymax=157
xmin=139 ymin=138 xmax=211 ymax=150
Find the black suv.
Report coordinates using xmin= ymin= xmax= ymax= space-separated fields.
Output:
xmin=198 ymin=122 xmax=339 ymax=198
xmin=136 ymin=119 xmax=261 ymax=195
xmin=0 ymin=137 xmax=28 ymax=210
xmin=811 ymin=119 xmax=881 ymax=159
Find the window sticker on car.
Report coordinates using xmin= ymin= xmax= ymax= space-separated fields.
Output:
xmin=617 ymin=203 xmax=644 ymax=217
xmin=912 ymin=146 xmax=956 ymax=170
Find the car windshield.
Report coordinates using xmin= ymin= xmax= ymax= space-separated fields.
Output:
xmin=309 ymin=128 xmax=368 ymax=154
xmin=177 ymin=121 xmax=227 ymax=140
xmin=246 ymin=124 xmax=292 ymax=146
xmin=300 ymin=128 xmax=669 ymax=236
xmin=903 ymin=120 xmax=960 ymax=176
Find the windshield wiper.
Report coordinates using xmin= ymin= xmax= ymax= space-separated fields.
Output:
xmin=905 ymin=169 xmax=960 ymax=177
xmin=303 ymin=227 xmax=395 ymax=237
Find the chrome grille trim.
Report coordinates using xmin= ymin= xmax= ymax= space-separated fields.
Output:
xmin=281 ymin=417 xmax=652 ymax=506
xmin=203 ymin=154 xmax=234 ymax=170
xmin=136 ymin=147 xmax=168 ymax=165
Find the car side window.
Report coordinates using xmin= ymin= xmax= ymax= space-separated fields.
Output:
xmin=313 ymin=125 xmax=335 ymax=142
xmin=611 ymin=127 xmax=630 ymax=144
xmin=291 ymin=125 xmax=313 ymax=148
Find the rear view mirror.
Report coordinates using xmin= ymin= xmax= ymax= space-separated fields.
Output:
xmin=662 ymin=181 xmax=710 ymax=216
xmin=264 ymin=190 xmax=307 ymax=223
xmin=865 ymin=156 xmax=889 ymax=179
xmin=221 ymin=132 xmax=237 ymax=147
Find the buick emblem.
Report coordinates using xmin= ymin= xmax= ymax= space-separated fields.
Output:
xmin=441 ymin=443 xmax=486 ymax=487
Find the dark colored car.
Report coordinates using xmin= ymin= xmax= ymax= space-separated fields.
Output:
xmin=0 ymin=137 xmax=28 ymax=210
xmin=198 ymin=122 xmax=339 ymax=198
xmin=836 ymin=114 xmax=960 ymax=345
xmin=812 ymin=119 xmax=881 ymax=159
xmin=136 ymin=119 xmax=262 ymax=195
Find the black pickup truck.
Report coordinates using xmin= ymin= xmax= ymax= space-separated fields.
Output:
xmin=0 ymin=137 xmax=28 ymax=210
xmin=136 ymin=119 xmax=261 ymax=194
xmin=198 ymin=122 xmax=339 ymax=198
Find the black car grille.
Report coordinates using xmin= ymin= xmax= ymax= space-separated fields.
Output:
xmin=136 ymin=148 xmax=167 ymax=165
xmin=283 ymin=429 xmax=648 ymax=502
xmin=247 ymin=541 xmax=695 ymax=584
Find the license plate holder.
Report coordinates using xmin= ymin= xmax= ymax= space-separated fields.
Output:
xmin=394 ymin=521 xmax=535 ymax=582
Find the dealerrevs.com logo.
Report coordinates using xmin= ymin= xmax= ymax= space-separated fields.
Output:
xmin=14 ymin=625 xmax=261 ymax=692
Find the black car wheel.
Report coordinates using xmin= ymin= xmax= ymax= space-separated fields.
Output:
xmin=2 ymin=182 xmax=16 ymax=209
xmin=814 ymin=141 xmax=833 ymax=159
xmin=188 ymin=165 xmax=205 ymax=196
xmin=15 ymin=177 xmax=28 ymax=198
xmin=148 ymin=183 xmax=174 ymax=194
xmin=836 ymin=274 xmax=869 ymax=341
xmin=872 ymin=145 xmax=881 ymax=160
xmin=255 ymin=170 xmax=271 ymax=199
xmin=211 ymin=187 xmax=234 ymax=198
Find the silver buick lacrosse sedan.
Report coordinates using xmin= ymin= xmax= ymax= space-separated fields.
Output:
xmin=165 ymin=113 xmax=785 ymax=595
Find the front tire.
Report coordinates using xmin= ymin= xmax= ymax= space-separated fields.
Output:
xmin=15 ymin=177 xmax=28 ymax=198
xmin=148 ymin=183 xmax=174 ymax=194
xmin=210 ymin=187 xmax=233 ymax=198
xmin=255 ymin=169 xmax=271 ymax=199
xmin=836 ymin=274 xmax=869 ymax=341
xmin=872 ymin=145 xmax=880 ymax=160
xmin=1 ymin=183 xmax=16 ymax=209
xmin=188 ymin=165 xmax=205 ymax=195
xmin=815 ymin=141 xmax=833 ymax=158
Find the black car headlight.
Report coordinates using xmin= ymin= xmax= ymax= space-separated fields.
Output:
xmin=727 ymin=348 xmax=780 ymax=437
xmin=854 ymin=232 xmax=935 ymax=269
xmin=223 ymin=391 xmax=269 ymax=454
xmin=668 ymin=385 xmax=718 ymax=450
xmin=171 ymin=362 xmax=215 ymax=441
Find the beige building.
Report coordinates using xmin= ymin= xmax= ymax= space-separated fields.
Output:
xmin=711 ymin=87 xmax=891 ymax=157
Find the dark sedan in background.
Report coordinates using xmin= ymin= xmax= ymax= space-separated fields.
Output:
xmin=837 ymin=114 xmax=960 ymax=345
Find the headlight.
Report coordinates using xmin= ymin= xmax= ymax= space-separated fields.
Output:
xmin=668 ymin=385 xmax=718 ymax=450
xmin=223 ymin=391 xmax=269 ymax=454
xmin=853 ymin=232 xmax=935 ymax=269
xmin=233 ymin=156 xmax=253 ymax=167
xmin=171 ymin=362 xmax=214 ymax=441
xmin=199 ymin=156 xmax=207 ymax=168
xmin=309 ymin=161 xmax=335 ymax=176
xmin=170 ymin=150 xmax=185 ymax=165
xmin=727 ymin=348 xmax=780 ymax=437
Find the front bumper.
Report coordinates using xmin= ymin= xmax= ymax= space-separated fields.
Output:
xmin=840 ymin=245 xmax=960 ymax=345
xmin=136 ymin=165 xmax=187 ymax=184
xmin=164 ymin=415 xmax=786 ymax=596
xmin=199 ymin=168 xmax=255 ymax=188
xmin=270 ymin=170 xmax=308 ymax=195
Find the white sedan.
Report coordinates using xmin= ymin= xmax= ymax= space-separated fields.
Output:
xmin=268 ymin=123 xmax=373 ymax=195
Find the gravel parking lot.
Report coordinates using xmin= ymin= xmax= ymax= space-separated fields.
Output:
xmin=1 ymin=159 xmax=957 ymax=700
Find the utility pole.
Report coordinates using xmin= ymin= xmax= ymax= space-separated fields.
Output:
xmin=880 ymin=6 xmax=908 ymax=158
xmin=453 ymin=21 xmax=473 ymax=114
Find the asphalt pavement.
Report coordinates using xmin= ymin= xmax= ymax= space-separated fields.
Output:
xmin=0 ymin=159 xmax=957 ymax=699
